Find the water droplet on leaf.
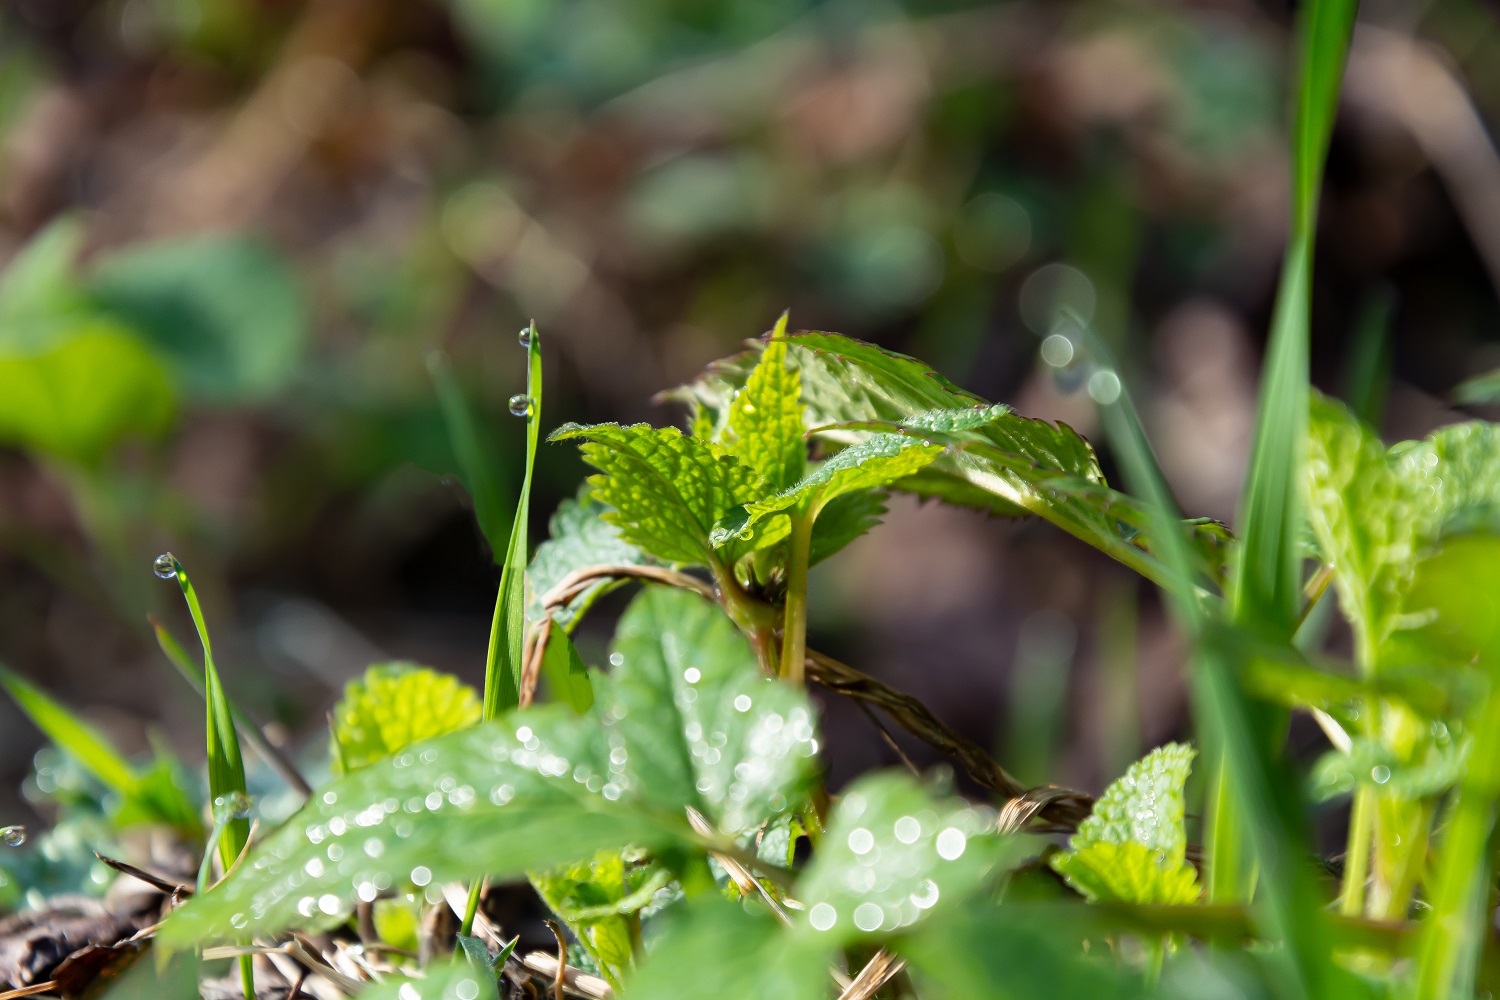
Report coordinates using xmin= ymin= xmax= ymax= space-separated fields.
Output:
xmin=152 ymin=554 xmax=177 ymax=580
xmin=0 ymin=826 xmax=25 ymax=847
xmin=508 ymin=394 xmax=532 ymax=417
xmin=517 ymin=327 xmax=532 ymax=349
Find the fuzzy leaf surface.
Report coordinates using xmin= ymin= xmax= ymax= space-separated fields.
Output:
xmin=331 ymin=663 xmax=482 ymax=774
xmin=551 ymin=422 xmax=764 ymax=566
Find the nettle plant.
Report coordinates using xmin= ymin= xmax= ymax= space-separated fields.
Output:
xmin=151 ymin=321 xmax=1243 ymax=999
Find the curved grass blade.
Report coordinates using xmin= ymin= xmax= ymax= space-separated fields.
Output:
xmin=463 ymin=320 xmax=542 ymax=932
xmin=160 ymin=553 xmax=254 ymax=1000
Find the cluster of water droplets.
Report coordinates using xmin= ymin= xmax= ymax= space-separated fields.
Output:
xmin=508 ymin=326 xmax=535 ymax=417
xmin=797 ymin=783 xmax=998 ymax=938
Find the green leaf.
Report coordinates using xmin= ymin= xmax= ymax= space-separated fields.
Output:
xmin=900 ymin=901 xmax=1151 ymax=1000
xmin=712 ymin=434 xmax=941 ymax=546
xmin=1308 ymin=735 xmax=1466 ymax=803
xmin=623 ymin=899 xmax=829 ymax=1000
xmin=1453 ymin=367 xmax=1500 ymax=406
xmin=162 ymin=554 xmax=250 ymax=875
xmin=533 ymin=849 xmax=663 ymax=987
xmin=353 ymin=960 xmax=499 ymax=1000
xmin=540 ymin=623 xmax=594 ymax=714
xmin=794 ymin=772 xmax=1007 ymax=944
xmin=551 ymin=421 xmax=765 ymax=566
xmin=1050 ymin=842 xmax=1201 ymax=906
xmin=1049 ymin=743 xmax=1198 ymax=905
xmin=808 ymin=489 xmax=888 ymax=565
xmin=159 ymin=587 xmax=819 ymax=946
xmin=88 ymin=234 xmax=306 ymax=402
xmin=331 ymin=663 xmax=483 ymax=774
xmin=722 ymin=313 xmax=806 ymax=490
xmin=527 ymin=486 xmax=654 ymax=631
xmin=607 ymin=586 xmax=819 ymax=833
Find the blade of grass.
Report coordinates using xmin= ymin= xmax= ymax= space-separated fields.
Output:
xmin=150 ymin=615 xmax=311 ymax=801
xmin=429 ymin=350 xmax=513 ymax=561
xmin=1074 ymin=321 xmax=1342 ymax=1000
xmin=0 ymin=663 xmax=142 ymax=799
xmin=1219 ymin=0 xmax=1358 ymax=906
xmin=462 ymin=320 xmax=543 ymax=933
xmin=160 ymin=553 xmax=254 ymax=1000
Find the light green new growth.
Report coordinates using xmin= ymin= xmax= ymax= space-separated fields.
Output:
xmin=551 ymin=422 xmax=766 ymax=567
xmin=723 ymin=312 xmax=806 ymax=490
xmin=331 ymin=663 xmax=482 ymax=773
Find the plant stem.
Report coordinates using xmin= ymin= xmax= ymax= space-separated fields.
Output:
xmin=1338 ymin=786 xmax=1374 ymax=916
xmin=780 ymin=509 xmax=815 ymax=684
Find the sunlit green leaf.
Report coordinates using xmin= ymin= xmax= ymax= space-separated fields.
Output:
xmin=723 ymin=314 xmax=805 ymax=490
xmin=551 ymin=422 xmax=765 ymax=566
xmin=331 ymin=663 xmax=482 ymax=774
xmin=540 ymin=623 xmax=594 ymax=714
xmin=1049 ymin=743 xmax=1198 ymax=905
xmin=159 ymin=587 xmax=818 ymax=945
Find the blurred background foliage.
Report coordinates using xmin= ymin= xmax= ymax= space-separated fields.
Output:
xmin=1 ymin=0 xmax=1499 ymax=874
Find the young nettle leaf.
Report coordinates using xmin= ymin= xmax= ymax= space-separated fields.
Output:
xmin=1306 ymin=393 xmax=1500 ymax=667
xmin=794 ymin=772 xmax=1007 ymax=944
xmin=551 ymin=422 xmax=766 ymax=567
xmin=158 ymin=587 xmax=819 ymax=946
xmin=528 ymin=487 xmax=655 ymax=631
xmin=723 ymin=314 xmax=806 ymax=491
xmin=330 ymin=663 xmax=482 ymax=774
xmin=1049 ymin=743 xmax=1199 ymax=906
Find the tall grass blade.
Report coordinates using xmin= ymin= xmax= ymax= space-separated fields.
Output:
xmin=1075 ymin=324 xmax=1341 ymax=1000
xmin=429 ymin=351 xmax=512 ymax=561
xmin=150 ymin=615 xmax=311 ymax=800
xmin=1218 ymin=0 xmax=1358 ymax=906
xmin=463 ymin=321 xmax=543 ymax=932
xmin=0 ymin=663 xmax=142 ymax=799
xmin=161 ymin=553 xmax=254 ymax=1000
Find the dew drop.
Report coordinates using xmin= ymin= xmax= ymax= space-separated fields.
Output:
xmin=213 ymin=791 xmax=254 ymax=822
xmin=1371 ymin=765 xmax=1392 ymax=785
xmin=853 ymin=902 xmax=884 ymax=932
xmin=508 ymin=394 xmax=532 ymax=417
xmin=0 ymin=826 xmax=25 ymax=847
xmin=517 ymin=326 xmax=532 ymax=349
xmin=152 ymin=554 xmax=177 ymax=580
xmin=733 ymin=694 xmax=752 ymax=713
xmin=893 ymin=816 xmax=921 ymax=844
xmin=609 ymin=652 xmax=624 ymax=668
xmin=410 ymin=866 xmax=432 ymax=887
xmin=935 ymin=827 xmax=968 ymax=860
xmin=808 ymin=903 xmax=837 ymax=931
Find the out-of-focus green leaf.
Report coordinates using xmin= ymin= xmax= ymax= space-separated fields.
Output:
xmin=331 ymin=663 xmax=482 ymax=774
xmin=551 ymin=422 xmax=765 ymax=566
xmin=533 ymin=849 xmax=665 ymax=988
xmin=723 ymin=314 xmax=805 ymax=490
xmin=0 ymin=663 xmax=197 ymax=831
xmin=0 ymin=318 xmax=174 ymax=464
xmin=622 ymin=899 xmax=829 ymax=1000
xmin=539 ymin=621 xmax=594 ymax=714
xmin=1049 ymin=743 xmax=1198 ymax=905
xmin=527 ymin=487 xmax=654 ymax=631
xmin=1308 ymin=734 xmax=1466 ymax=802
xmin=903 ymin=902 xmax=1148 ymax=1000
xmin=89 ymin=234 xmax=307 ymax=403
xmin=794 ymin=772 xmax=1006 ymax=945
xmin=429 ymin=351 xmax=511 ymax=561
xmin=1453 ymin=368 xmax=1500 ymax=406
xmin=160 ymin=587 xmax=819 ymax=945
xmin=352 ymin=959 xmax=499 ymax=1000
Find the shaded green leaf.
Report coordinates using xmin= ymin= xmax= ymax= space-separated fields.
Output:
xmin=551 ymin=422 xmax=765 ymax=566
xmin=331 ymin=663 xmax=482 ymax=774
xmin=540 ymin=622 xmax=594 ymax=714
xmin=429 ymin=351 xmax=511 ymax=561
xmin=527 ymin=487 xmax=654 ymax=631
xmin=89 ymin=234 xmax=306 ymax=403
xmin=1453 ymin=368 xmax=1500 ymax=406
